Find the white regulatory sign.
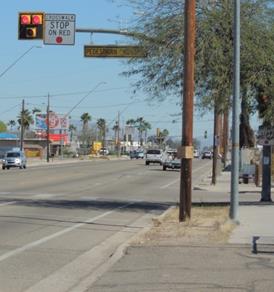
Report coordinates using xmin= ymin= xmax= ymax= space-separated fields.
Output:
xmin=44 ymin=13 xmax=76 ymax=45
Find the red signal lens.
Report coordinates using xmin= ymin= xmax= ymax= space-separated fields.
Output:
xmin=21 ymin=15 xmax=31 ymax=25
xmin=32 ymin=14 xmax=43 ymax=25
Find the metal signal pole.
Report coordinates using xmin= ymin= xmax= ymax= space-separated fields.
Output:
xmin=46 ymin=93 xmax=50 ymax=163
xmin=179 ymin=0 xmax=196 ymax=221
xmin=20 ymin=99 xmax=25 ymax=151
xmin=230 ymin=0 xmax=241 ymax=220
xmin=117 ymin=111 xmax=121 ymax=157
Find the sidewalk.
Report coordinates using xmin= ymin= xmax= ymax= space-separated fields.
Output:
xmin=86 ymin=170 xmax=274 ymax=292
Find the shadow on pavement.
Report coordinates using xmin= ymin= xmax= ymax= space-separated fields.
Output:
xmin=1 ymin=198 xmax=174 ymax=213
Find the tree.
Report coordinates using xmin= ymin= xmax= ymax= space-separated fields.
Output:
xmin=69 ymin=124 xmax=77 ymax=142
xmin=193 ymin=138 xmax=201 ymax=150
xmin=7 ymin=120 xmax=16 ymax=131
xmin=17 ymin=109 xmax=33 ymax=130
xmin=157 ymin=128 xmax=169 ymax=145
xmin=0 ymin=121 xmax=7 ymax=132
xmin=80 ymin=112 xmax=91 ymax=132
xmin=119 ymin=0 xmax=274 ymax=147
xmin=112 ymin=121 xmax=120 ymax=143
xmin=126 ymin=117 xmax=151 ymax=146
xmin=32 ymin=108 xmax=41 ymax=115
xmin=97 ymin=118 xmax=107 ymax=147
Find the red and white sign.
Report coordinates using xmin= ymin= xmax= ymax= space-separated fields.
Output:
xmin=49 ymin=133 xmax=69 ymax=144
xmin=44 ymin=13 xmax=76 ymax=45
xmin=35 ymin=113 xmax=69 ymax=130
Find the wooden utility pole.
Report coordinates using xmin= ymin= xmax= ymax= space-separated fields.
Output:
xmin=179 ymin=0 xmax=196 ymax=221
xmin=20 ymin=99 xmax=25 ymax=151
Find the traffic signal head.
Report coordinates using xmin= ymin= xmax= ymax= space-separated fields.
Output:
xmin=18 ymin=12 xmax=44 ymax=40
xmin=204 ymin=130 xmax=208 ymax=139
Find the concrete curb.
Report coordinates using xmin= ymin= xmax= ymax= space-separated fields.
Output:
xmin=78 ymin=206 xmax=176 ymax=291
xmin=26 ymin=156 xmax=130 ymax=168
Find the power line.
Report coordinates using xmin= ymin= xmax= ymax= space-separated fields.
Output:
xmin=0 ymin=86 xmax=131 ymax=100
xmin=0 ymin=103 xmax=21 ymax=116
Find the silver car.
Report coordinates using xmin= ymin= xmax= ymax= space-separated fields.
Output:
xmin=2 ymin=151 xmax=27 ymax=170
xmin=145 ymin=149 xmax=163 ymax=165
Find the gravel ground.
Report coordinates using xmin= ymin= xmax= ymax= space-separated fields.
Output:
xmin=132 ymin=206 xmax=236 ymax=246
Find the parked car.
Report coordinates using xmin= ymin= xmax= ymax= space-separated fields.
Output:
xmin=2 ymin=150 xmax=27 ymax=169
xmin=162 ymin=151 xmax=181 ymax=170
xmin=130 ymin=150 xmax=144 ymax=159
xmin=145 ymin=149 xmax=163 ymax=165
xmin=201 ymin=151 xmax=213 ymax=159
xmin=193 ymin=149 xmax=200 ymax=158
xmin=99 ymin=148 xmax=109 ymax=155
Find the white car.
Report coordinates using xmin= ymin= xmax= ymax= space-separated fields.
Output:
xmin=99 ymin=148 xmax=109 ymax=155
xmin=194 ymin=149 xmax=200 ymax=158
xmin=202 ymin=151 xmax=213 ymax=159
xmin=145 ymin=149 xmax=163 ymax=165
xmin=2 ymin=150 xmax=27 ymax=170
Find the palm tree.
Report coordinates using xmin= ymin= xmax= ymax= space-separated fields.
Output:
xmin=112 ymin=121 xmax=120 ymax=144
xmin=126 ymin=119 xmax=136 ymax=127
xmin=80 ymin=112 xmax=91 ymax=132
xmin=126 ymin=117 xmax=151 ymax=146
xmin=69 ymin=124 xmax=77 ymax=142
xmin=7 ymin=120 xmax=16 ymax=131
xmin=17 ymin=109 xmax=33 ymax=130
xmin=143 ymin=121 xmax=152 ymax=144
xmin=97 ymin=118 xmax=107 ymax=147
xmin=32 ymin=108 xmax=41 ymax=115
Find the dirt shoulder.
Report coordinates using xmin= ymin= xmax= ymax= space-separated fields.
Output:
xmin=132 ymin=206 xmax=236 ymax=246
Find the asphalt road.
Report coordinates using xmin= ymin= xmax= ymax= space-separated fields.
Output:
xmin=0 ymin=158 xmax=211 ymax=292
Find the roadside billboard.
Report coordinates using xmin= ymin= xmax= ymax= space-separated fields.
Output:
xmin=35 ymin=112 xmax=69 ymax=130
xmin=49 ymin=133 xmax=69 ymax=144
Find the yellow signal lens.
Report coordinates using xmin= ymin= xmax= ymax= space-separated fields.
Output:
xmin=26 ymin=27 xmax=37 ymax=38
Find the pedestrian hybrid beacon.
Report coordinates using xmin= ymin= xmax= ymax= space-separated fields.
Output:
xmin=18 ymin=12 xmax=44 ymax=40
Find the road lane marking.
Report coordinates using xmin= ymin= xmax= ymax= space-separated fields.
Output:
xmin=24 ymin=213 xmax=153 ymax=292
xmin=0 ymin=202 xmax=134 ymax=263
xmin=160 ymin=162 xmax=211 ymax=189
xmin=0 ymin=201 xmax=17 ymax=207
xmin=160 ymin=178 xmax=180 ymax=189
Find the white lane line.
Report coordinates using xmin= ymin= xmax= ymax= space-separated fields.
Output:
xmin=0 ymin=202 xmax=133 ymax=263
xmin=33 ymin=194 xmax=55 ymax=199
xmin=160 ymin=162 xmax=211 ymax=189
xmin=0 ymin=201 xmax=17 ymax=207
xmin=160 ymin=178 xmax=180 ymax=189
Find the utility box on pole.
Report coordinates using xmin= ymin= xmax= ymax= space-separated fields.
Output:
xmin=261 ymin=144 xmax=272 ymax=202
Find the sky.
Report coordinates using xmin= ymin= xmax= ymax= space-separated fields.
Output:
xmin=0 ymin=0 xmax=218 ymax=146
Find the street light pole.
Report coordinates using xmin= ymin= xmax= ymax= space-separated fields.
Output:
xmin=230 ymin=0 xmax=241 ymax=221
